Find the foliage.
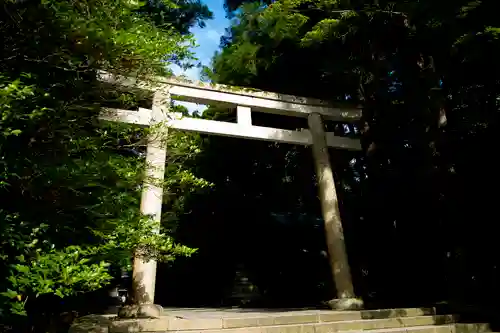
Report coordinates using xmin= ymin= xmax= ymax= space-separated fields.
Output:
xmin=0 ymin=0 xmax=210 ymax=330
xmin=0 ymin=244 xmax=112 ymax=316
xmin=138 ymin=0 xmax=213 ymax=35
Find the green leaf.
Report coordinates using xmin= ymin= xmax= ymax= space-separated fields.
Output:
xmin=0 ymin=289 xmax=19 ymax=299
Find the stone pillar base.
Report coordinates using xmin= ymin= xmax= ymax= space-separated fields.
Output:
xmin=327 ymin=298 xmax=364 ymax=310
xmin=118 ymin=303 xmax=163 ymax=319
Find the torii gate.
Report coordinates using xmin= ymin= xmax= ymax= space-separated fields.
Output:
xmin=98 ymin=72 xmax=364 ymax=315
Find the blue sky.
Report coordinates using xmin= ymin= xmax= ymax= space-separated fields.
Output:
xmin=171 ymin=0 xmax=230 ymax=112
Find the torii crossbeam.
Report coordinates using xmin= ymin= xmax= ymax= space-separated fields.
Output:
xmin=98 ymin=72 xmax=364 ymax=314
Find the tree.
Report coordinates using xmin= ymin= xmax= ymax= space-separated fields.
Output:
xmin=0 ymin=0 xmax=210 ymax=331
xmin=138 ymin=0 xmax=213 ymax=35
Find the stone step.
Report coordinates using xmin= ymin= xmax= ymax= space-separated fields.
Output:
xmin=70 ymin=308 xmax=492 ymax=333
xmin=107 ymin=307 xmax=437 ymax=332
xmin=108 ymin=314 xmax=457 ymax=332
xmin=170 ymin=323 xmax=491 ymax=333
xmin=162 ymin=307 xmax=438 ymax=325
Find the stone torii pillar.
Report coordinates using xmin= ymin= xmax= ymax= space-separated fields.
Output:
xmin=308 ymin=113 xmax=363 ymax=310
xmin=119 ymin=91 xmax=169 ymax=318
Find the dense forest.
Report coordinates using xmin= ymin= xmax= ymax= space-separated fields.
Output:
xmin=162 ymin=0 xmax=500 ymax=320
xmin=2 ymin=0 xmax=500 ymax=332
